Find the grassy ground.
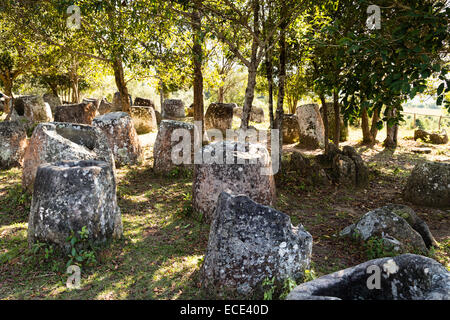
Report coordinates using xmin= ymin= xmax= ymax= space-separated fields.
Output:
xmin=0 ymin=125 xmax=449 ymax=300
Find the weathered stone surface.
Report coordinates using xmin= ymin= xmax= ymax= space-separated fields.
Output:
xmin=28 ymin=160 xmax=122 ymax=252
xmin=404 ymin=161 xmax=450 ymax=208
xmin=93 ymin=112 xmax=143 ymax=166
xmin=0 ymin=121 xmax=28 ymax=169
xmin=112 ymin=92 xmax=133 ymax=112
xmin=153 ymin=120 xmax=194 ymax=173
xmin=13 ymin=95 xmax=53 ymax=123
xmin=54 ymin=102 xmax=97 ymax=124
xmin=414 ymin=129 xmax=448 ymax=145
xmin=286 ymin=254 xmax=450 ymax=300
xmin=162 ymin=99 xmax=185 ymax=119
xmin=134 ymin=97 xmax=155 ymax=108
xmin=97 ymin=98 xmax=113 ymax=115
xmin=130 ymin=106 xmax=158 ymax=134
xmin=42 ymin=93 xmax=62 ymax=113
xmin=233 ymin=106 xmax=264 ymax=123
xmin=82 ymin=98 xmax=101 ymax=111
xmin=296 ymin=104 xmax=325 ymax=149
xmin=193 ymin=141 xmax=276 ymax=223
xmin=22 ymin=122 xmax=114 ymax=190
xmin=201 ymin=192 xmax=312 ymax=299
xmin=320 ymin=103 xmax=349 ymax=142
xmin=340 ymin=204 xmax=432 ymax=253
xmin=250 ymin=107 xmax=264 ymax=123
xmin=282 ymin=151 xmax=330 ymax=185
xmin=282 ymin=114 xmax=300 ymax=144
xmin=316 ymin=144 xmax=369 ymax=188
xmin=205 ymin=103 xmax=235 ymax=136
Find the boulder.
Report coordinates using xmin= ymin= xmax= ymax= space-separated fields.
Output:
xmin=282 ymin=114 xmax=300 ymax=144
xmin=201 ymin=192 xmax=313 ymax=299
xmin=233 ymin=106 xmax=264 ymax=123
xmin=97 ymin=98 xmax=113 ymax=115
xmin=340 ymin=204 xmax=434 ymax=253
xmin=192 ymin=140 xmax=276 ymax=223
xmin=82 ymin=98 xmax=101 ymax=111
xmin=286 ymin=254 xmax=450 ymax=300
xmin=134 ymin=97 xmax=155 ymax=108
xmin=162 ymin=99 xmax=185 ymax=119
xmin=296 ymin=104 xmax=325 ymax=149
xmin=153 ymin=120 xmax=194 ymax=173
xmin=130 ymin=106 xmax=158 ymax=134
xmin=282 ymin=151 xmax=330 ymax=185
xmin=205 ymin=103 xmax=235 ymax=137
xmin=414 ymin=129 xmax=448 ymax=145
xmin=404 ymin=161 xmax=450 ymax=208
xmin=316 ymin=144 xmax=369 ymax=188
xmin=22 ymin=122 xmax=114 ymax=190
xmin=28 ymin=160 xmax=122 ymax=252
xmin=42 ymin=93 xmax=62 ymax=113
xmin=0 ymin=121 xmax=28 ymax=169
xmin=93 ymin=112 xmax=143 ymax=166
xmin=54 ymin=101 xmax=97 ymax=124
xmin=112 ymin=92 xmax=133 ymax=112
xmin=320 ymin=103 xmax=349 ymax=142
xmin=14 ymin=95 xmax=53 ymax=123
xmin=250 ymin=107 xmax=264 ymax=123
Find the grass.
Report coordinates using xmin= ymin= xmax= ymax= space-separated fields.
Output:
xmin=0 ymin=125 xmax=449 ymax=299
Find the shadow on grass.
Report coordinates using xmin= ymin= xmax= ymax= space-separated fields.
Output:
xmin=0 ymin=163 xmax=210 ymax=300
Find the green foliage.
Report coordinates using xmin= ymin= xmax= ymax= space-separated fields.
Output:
xmin=65 ymin=226 xmax=97 ymax=268
xmin=262 ymin=276 xmax=299 ymax=300
xmin=363 ymin=236 xmax=398 ymax=260
xmin=177 ymin=192 xmax=193 ymax=218
xmin=262 ymin=277 xmax=276 ymax=300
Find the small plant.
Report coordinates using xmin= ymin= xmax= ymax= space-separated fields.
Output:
xmin=364 ymin=236 xmax=398 ymax=260
xmin=303 ymin=269 xmax=317 ymax=283
xmin=279 ymin=278 xmax=297 ymax=300
xmin=262 ymin=277 xmax=276 ymax=300
xmin=65 ymin=226 xmax=97 ymax=268
xmin=177 ymin=192 xmax=193 ymax=217
xmin=262 ymin=277 xmax=298 ymax=300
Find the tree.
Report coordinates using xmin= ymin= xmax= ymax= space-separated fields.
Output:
xmin=0 ymin=11 xmax=42 ymax=99
xmin=339 ymin=0 xmax=449 ymax=147
xmin=199 ymin=0 xmax=307 ymax=129
xmin=4 ymin=0 xmax=158 ymax=112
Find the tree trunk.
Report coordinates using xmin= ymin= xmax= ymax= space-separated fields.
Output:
xmin=320 ymin=93 xmax=329 ymax=153
xmin=1 ymin=76 xmax=13 ymax=115
xmin=370 ymin=108 xmax=380 ymax=142
xmin=361 ymin=107 xmax=372 ymax=144
xmin=112 ymin=57 xmax=130 ymax=113
xmin=192 ymin=7 xmax=204 ymax=138
xmin=384 ymin=107 xmax=398 ymax=148
xmin=218 ymin=85 xmax=224 ymax=104
xmin=265 ymin=47 xmax=274 ymax=129
xmin=240 ymin=0 xmax=259 ymax=130
xmin=333 ymin=89 xmax=340 ymax=147
xmin=274 ymin=6 xmax=288 ymax=177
